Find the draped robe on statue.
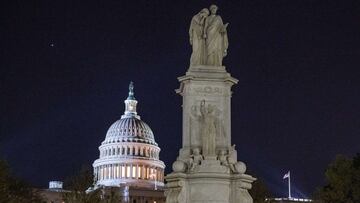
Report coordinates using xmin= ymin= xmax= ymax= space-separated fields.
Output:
xmin=189 ymin=14 xmax=206 ymax=66
xmin=200 ymin=103 xmax=216 ymax=157
xmin=205 ymin=15 xmax=228 ymax=66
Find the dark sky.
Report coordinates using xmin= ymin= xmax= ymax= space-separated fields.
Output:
xmin=1 ymin=0 xmax=360 ymax=198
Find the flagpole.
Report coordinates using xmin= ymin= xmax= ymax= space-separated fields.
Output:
xmin=288 ymin=171 xmax=291 ymax=199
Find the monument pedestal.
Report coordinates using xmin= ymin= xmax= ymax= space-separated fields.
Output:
xmin=165 ymin=167 xmax=254 ymax=203
xmin=165 ymin=65 xmax=255 ymax=203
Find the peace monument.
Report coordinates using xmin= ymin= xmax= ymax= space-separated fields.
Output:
xmin=165 ymin=5 xmax=255 ymax=203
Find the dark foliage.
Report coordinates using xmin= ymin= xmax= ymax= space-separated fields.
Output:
xmin=0 ymin=159 xmax=44 ymax=203
xmin=314 ymin=153 xmax=360 ymax=203
xmin=62 ymin=165 xmax=120 ymax=203
xmin=249 ymin=174 xmax=272 ymax=203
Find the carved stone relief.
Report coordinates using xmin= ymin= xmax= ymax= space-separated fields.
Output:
xmin=186 ymin=86 xmax=227 ymax=96
xmin=189 ymin=100 xmax=226 ymax=157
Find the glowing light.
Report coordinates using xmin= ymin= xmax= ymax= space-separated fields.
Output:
xmin=138 ymin=166 xmax=141 ymax=178
xmin=132 ymin=166 xmax=136 ymax=178
xmin=127 ymin=166 xmax=131 ymax=178
xmin=121 ymin=166 xmax=125 ymax=177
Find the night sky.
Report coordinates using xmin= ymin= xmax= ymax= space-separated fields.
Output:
xmin=1 ymin=0 xmax=360 ymax=198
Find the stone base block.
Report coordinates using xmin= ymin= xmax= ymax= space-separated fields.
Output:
xmin=165 ymin=171 xmax=255 ymax=203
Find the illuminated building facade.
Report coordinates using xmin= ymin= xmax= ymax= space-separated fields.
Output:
xmin=265 ymin=197 xmax=313 ymax=202
xmin=92 ymin=82 xmax=166 ymax=202
xmin=39 ymin=181 xmax=68 ymax=203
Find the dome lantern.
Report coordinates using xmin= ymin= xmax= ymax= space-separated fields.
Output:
xmin=122 ymin=81 xmax=140 ymax=119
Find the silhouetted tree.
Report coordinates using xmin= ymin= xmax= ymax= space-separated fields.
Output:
xmin=0 ymin=159 xmax=44 ymax=203
xmin=62 ymin=165 xmax=101 ymax=203
xmin=248 ymin=173 xmax=272 ymax=203
xmin=62 ymin=165 xmax=121 ymax=203
xmin=314 ymin=153 xmax=360 ymax=203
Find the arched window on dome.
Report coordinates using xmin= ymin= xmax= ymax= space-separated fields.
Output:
xmin=116 ymin=164 xmax=120 ymax=178
xmin=122 ymin=147 xmax=125 ymax=155
xmin=141 ymin=165 xmax=145 ymax=179
xmin=127 ymin=147 xmax=130 ymax=155
xmin=132 ymin=165 xmax=136 ymax=178
xmin=126 ymin=165 xmax=131 ymax=178
xmin=149 ymin=168 xmax=154 ymax=180
xmin=137 ymin=165 xmax=141 ymax=179
xmin=106 ymin=165 xmax=109 ymax=179
xmin=104 ymin=166 xmax=107 ymax=179
xmin=117 ymin=147 xmax=120 ymax=155
xmin=100 ymin=166 xmax=103 ymax=180
xmin=134 ymin=146 xmax=138 ymax=156
xmin=112 ymin=148 xmax=115 ymax=155
xmin=121 ymin=165 xmax=125 ymax=177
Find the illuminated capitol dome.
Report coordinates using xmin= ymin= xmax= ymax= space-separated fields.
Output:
xmin=93 ymin=82 xmax=165 ymax=189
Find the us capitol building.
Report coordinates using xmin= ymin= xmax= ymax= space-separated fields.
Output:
xmin=92 ymin=82 xmax=166 ymax=202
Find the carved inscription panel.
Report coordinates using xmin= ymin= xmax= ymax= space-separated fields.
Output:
xmin=186 ymin=85 xmax=230 ymax=97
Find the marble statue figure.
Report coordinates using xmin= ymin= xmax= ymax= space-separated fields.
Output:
xmin=188 ymin=148 xmax=203 ymax=172
xmin=200 ymin=100 xmax=217 ymax=157
xmin=204 ymin=5 xmax=228 ymax=66
xmin=228 ymin=145 xmax=238 ymax=173
xmin=189 ymin=8 xmax=209 ymax=66
xmin=218 ymin=150 xmax=228 ymax=166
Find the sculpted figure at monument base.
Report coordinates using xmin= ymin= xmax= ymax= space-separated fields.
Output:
xmin=188 ymin=148 xmax=203 ymax=172
xmin=166 ymin=146 xmax=254 ymax=203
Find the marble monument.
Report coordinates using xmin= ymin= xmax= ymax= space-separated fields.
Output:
xmin=165 ymin=5 xmax=255 ymax=203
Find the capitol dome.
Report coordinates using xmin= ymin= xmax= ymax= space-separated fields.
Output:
xmin=102 ymin=117 xmax=157 ymax=145
xmin=93 ymin=82 xmax=165 ymax=189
